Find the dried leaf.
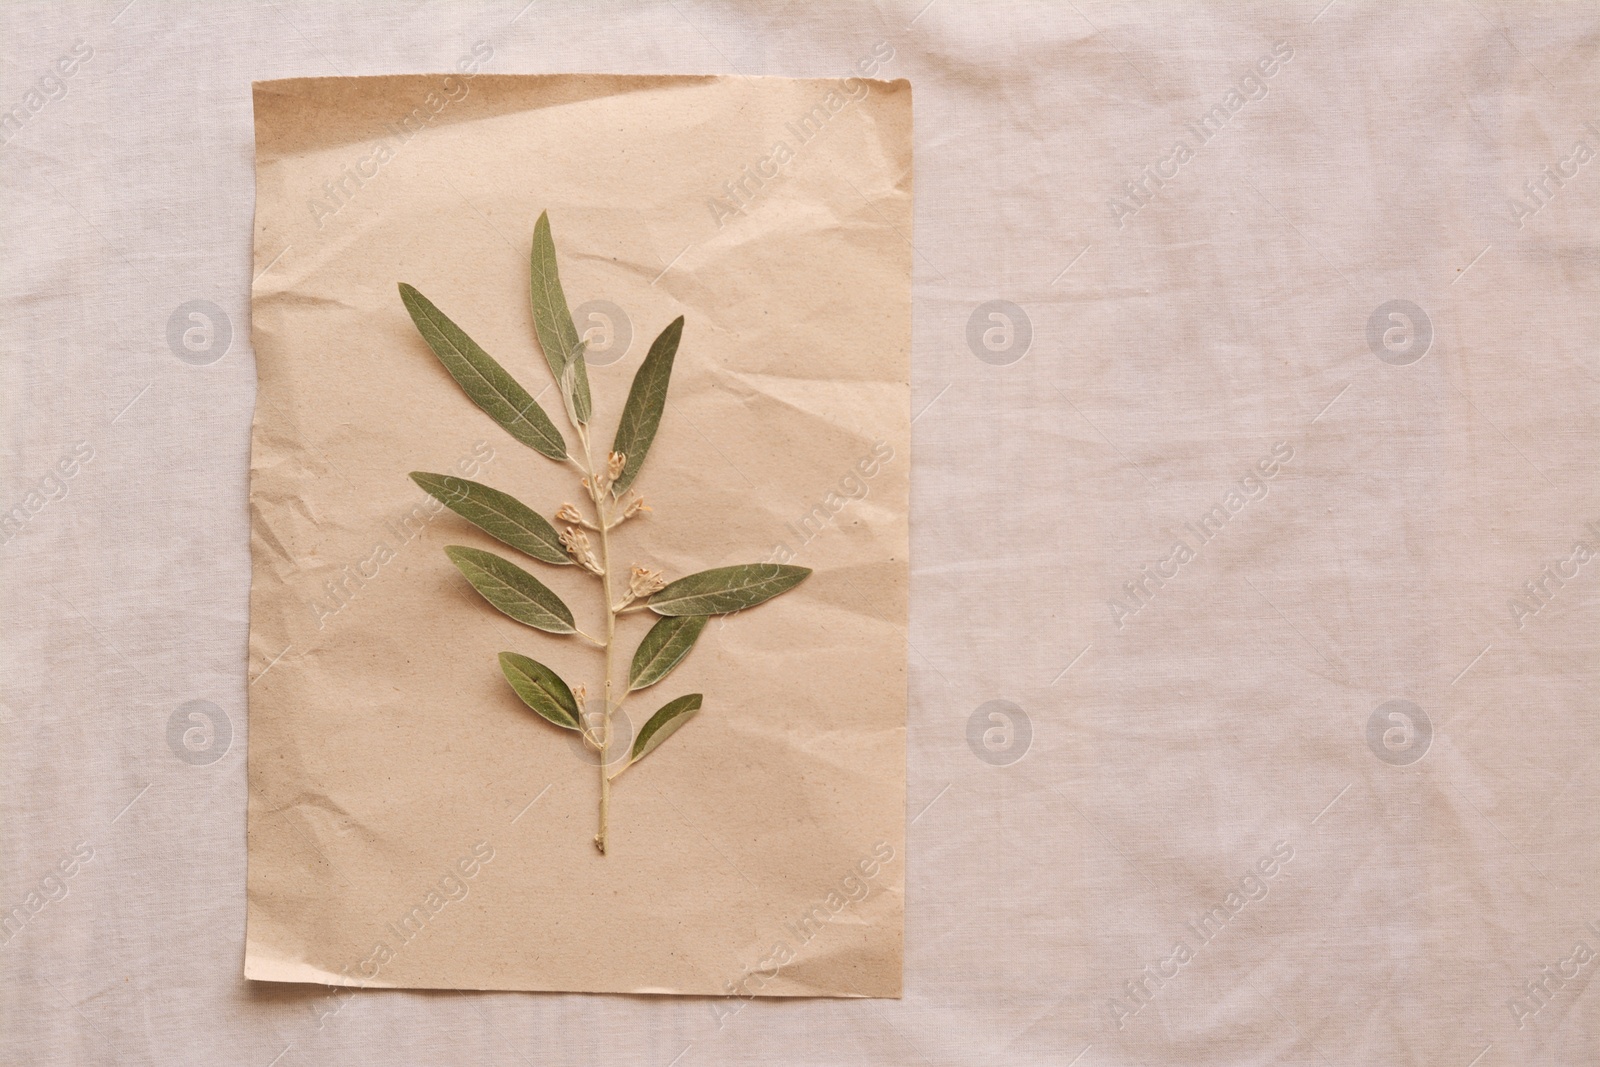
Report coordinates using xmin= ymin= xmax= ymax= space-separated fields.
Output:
xmin=410 ymin=473 xmax=569 ymax=566
xmin=610 ymin=315 xmax=684 ymax=495
xmin=630 ymin=694 xmax=702 ymax=764
xmin=499 ymin=652 xmax=581 ymax=730
xmin=559 ymin=342 xmax=593 ymax=427
xmin=628 ymin=615 xmax=708 ymax=691
xmin=445 ymin=545 xmax=576 ymax=633
xmin=530 ymin=211 xmax=591 ymax=423
xmin=649 ymin=563 xmax=811 ymax=616
xmin=399 ymin=283 xmax=567 ymax=460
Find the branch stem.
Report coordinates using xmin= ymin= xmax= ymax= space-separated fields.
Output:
xmin=573 ymin=421 xmax=621 ymax=854
xmin=595 ymin=487 xmax=614 ymax=853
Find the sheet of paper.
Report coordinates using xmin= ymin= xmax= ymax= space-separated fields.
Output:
xmin=245 ymin=73 xmax=910 ymax=996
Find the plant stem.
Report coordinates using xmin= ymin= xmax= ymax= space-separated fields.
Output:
xmin=573 ymin=421 xmax=619 ymax=854
xmin=594 ymin=483 xmax=615 ymax=854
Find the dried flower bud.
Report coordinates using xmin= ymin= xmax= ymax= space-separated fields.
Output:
xmin=580 ymin=476 xmax=592 ymax=493
xmin=623 ymin=494 xmax=652 ymax=519
xmin=593 ymin=452 xmax=627 ymax=494
xmin=560 ymin=526 xmax=603 ymax=574
xmin=629 ymin=566 xmax=666 ymax=599
xmin=556 ymin=503 xmax=583 ymax=524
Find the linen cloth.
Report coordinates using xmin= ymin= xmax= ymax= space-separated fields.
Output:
xmin=2 ymin=1 xmax=1596 ymax=1064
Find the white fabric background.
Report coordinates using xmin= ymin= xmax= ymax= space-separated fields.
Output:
xmin=3 ymin=2 xmax=1597 ymax=1066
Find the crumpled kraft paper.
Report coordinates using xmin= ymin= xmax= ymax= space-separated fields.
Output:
xmin=245 ymin=74 xmax=910 ymax=996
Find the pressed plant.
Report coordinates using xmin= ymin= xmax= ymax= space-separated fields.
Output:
xmin=398 ymin=213 xmax=809 ymax=853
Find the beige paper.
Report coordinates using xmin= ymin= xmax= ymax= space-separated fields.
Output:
xmin=245 ymin=74 xmax=910 ymax=996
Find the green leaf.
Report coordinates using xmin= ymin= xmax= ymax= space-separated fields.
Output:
xmin=630 ymin=694 xmax=702 ymax=764
xmin=560 ymin=342 xmax=592 ymax=427
xmin=649 ymin=564 xmax=811 ymax=616
xmin=410 ymin=473 xmax=570 ymax=566
xmin=399 ymin=283 xmax=567 ymax=460
xmin=574 ymin=352 xmax=591 ymax=424
xmin=499 ymin=652 xmax=580 ymax=730
xmin=628 ymin=615 xmax=708 ymax=691
xmin=445 ymin=545 xmax=576 ymax=633
xmin=610 ymin=315 xmax=684 ymax=495
xmin=530 ymin=211 xmax=591 ymax=424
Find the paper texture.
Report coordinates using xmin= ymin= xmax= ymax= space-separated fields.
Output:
xmin=245 ymin=74 xmax=910 ymax=996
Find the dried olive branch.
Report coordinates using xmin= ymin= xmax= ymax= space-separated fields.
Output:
xmin=578 ymin=425 xmax=621 ymax=852
xmin=595 ymin=482 xmax=615 ymax=851
xmin=398 ymin=211 xmax=810 ymax=854
xmin=562 ymin=423 xmax=649 ymax=849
